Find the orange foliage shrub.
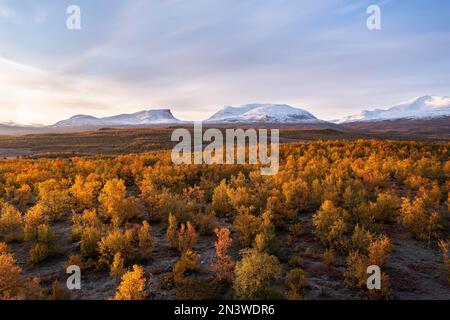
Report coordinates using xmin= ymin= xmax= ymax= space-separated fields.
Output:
xmin=13 ymin=184 xmax=33 ymax=208
xmin=98 ymin=179 xmax=141 ymax=227
xmin=0 ymin=243 xmax=43 ymax=299
xmin=233 ymin=211 xmax=262 ymax=248
xmin=166 ymin=213 xmax=179 ymax=249
xmin=37 ymin=179 xmax=71 ymax=221
xmin=113 ymin=265 xmax=147 ymax=300
xmin=370 ymin=192 xmax=401 ymax=222
xmin=0 ymin=202 xmax=23 ymax=242
xmin=399 ymin=196 xmax=442 ymax=241
xmin=71 ymin=175 xmax=102 ymax=210
xmin=173 ymin=249 xmax=200 ymax=283
xmin=282 ymin=178 xmax=310 ymax=213
xmin=138 ymin=220 xmax=153 ymax=259
xmin=80 ymin=226 xmax=101 ymax=258
xmin=72 ymin=208 xmax=102 ymax=242
xmin=285 ymin=268 xmax=307 ymax=300
xmin=312 ymin=200 xmax=349 ymax=250
xmin=254 ymin=211 xmax=280 ymax=256
xmin=24 ymin=204 xmax=48 ymax=241
xmin=210 ymin=179 xmax=232 ymax=217
xmin=212 ymin=227 xmax=235 ymax=283
xmin=178 ymin=221 xmax=198 ymax=253
xmin=234 ymin=248 xmax=282 ymax=299
xmin=29 ymin=223 xmax=58 ymax=264
xmin=98 ymin=228 xmax=134 ymax=268
xmin=345 ymin=235 xmax=392 ymax=295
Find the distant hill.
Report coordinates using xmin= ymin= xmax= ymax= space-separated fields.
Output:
xmin=206 ymin=104 xmax=324 ymax=123
xmin=336 ymin=95 xmax=450 ymax=123
xmin=0 ymin=97 xmax=449 ymax=137
xmin=52 ymin=109 xmax=183 ymax=127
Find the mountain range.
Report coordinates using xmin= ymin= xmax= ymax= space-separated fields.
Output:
xmin=336 ymin=95 xmax=450 ymax=123
xmin=206 ymin=104 xmax=322 ymax=123
xmin=51 ymin=109 xmax=182 ymax=127
xmin=1 ymin=95 xmax=449 ymax=135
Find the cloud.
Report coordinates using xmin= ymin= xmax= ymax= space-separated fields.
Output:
xmin=0 ymin=0 xmax=449 ymax=124
xmin=0 ymin=56 xmax=142 ymax=124
xmin=0 ymin=3 xmax=19 ymax=22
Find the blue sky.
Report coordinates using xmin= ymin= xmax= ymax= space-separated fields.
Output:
xmin=0 ymin=0 xmax=449 ymax=124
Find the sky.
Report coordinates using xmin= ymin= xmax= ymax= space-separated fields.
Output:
xmin=0 ymin=0 xmax=449 ymax=125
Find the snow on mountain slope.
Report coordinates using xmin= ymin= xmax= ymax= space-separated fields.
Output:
xmin=336 ymin=95 xmax=450 ymax=123
xmin=52 ymin=109 xmax=182 ymax=127
xmin=52 ymin=115 xmax=102 ymax=127
xmin=206 ymin=104 xmax=322 ymax=123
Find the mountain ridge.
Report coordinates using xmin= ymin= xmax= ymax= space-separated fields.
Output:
xmin=206 ymin=103 xmax=323 ymax=123
xmin=336 ymin=95 xmax=450 ymax=123
xmin=1 ymin=95 xmax=449 ymax=136
xmin=51 ymin=109 xmax=183 ymax=127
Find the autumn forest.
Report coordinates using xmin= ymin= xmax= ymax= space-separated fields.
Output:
xmin=0 ymin=139 xmax=449 ymax=300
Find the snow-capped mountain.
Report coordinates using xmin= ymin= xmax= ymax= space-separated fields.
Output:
xmin=0 ymin=121 xmax=43 ymax=128
xmin=336 ymin=95 xmax=450 ymax=123
xmin=52 ymin=109 xmax=182 ymax=127
xmin=1 ymin=121 xmax=23 ymax=127
xmin=206 ymin=104 xmax=322 ymax=123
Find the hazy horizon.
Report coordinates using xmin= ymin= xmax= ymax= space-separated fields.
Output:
xmin=1 ymin=0 xmax=450 ymax=125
